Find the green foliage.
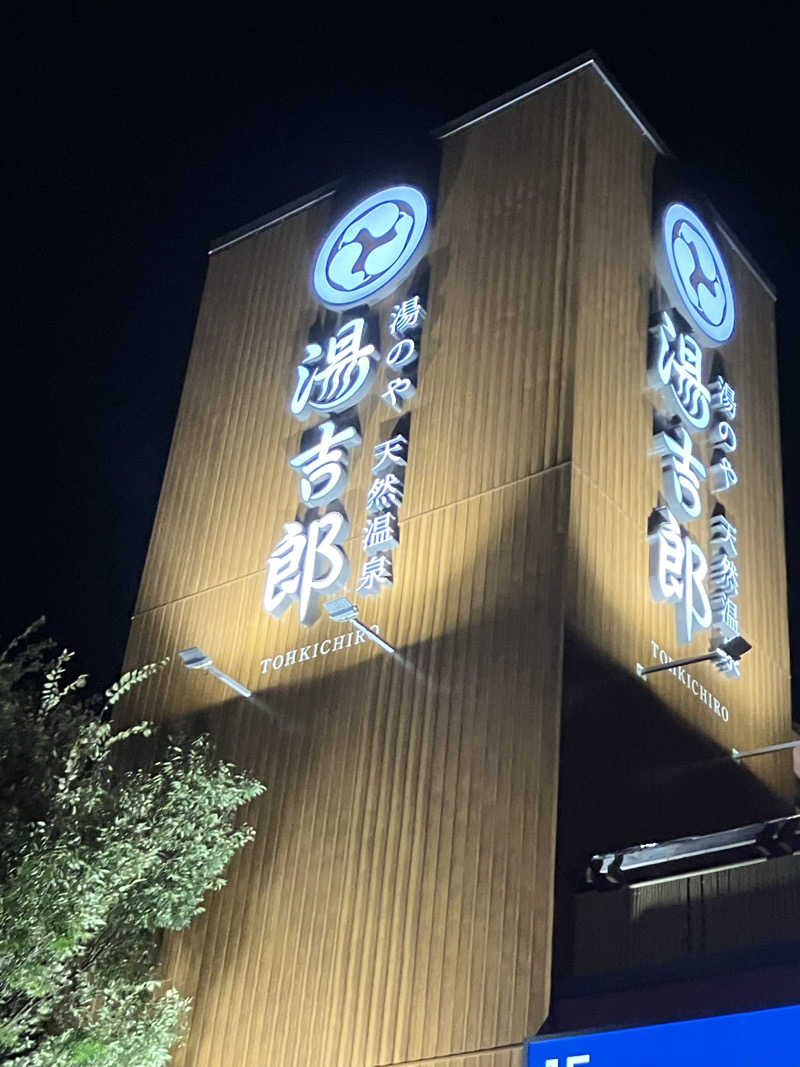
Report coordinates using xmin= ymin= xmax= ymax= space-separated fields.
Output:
xmin=0 ymin=621 xmax=265 ymax=1065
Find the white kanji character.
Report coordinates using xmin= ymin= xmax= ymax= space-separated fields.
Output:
xmin=366 ymin=472 xmax=404 ymax=514
xmin=372 ymin=434 xmax=408 ymax=474
xmin=709 ymin=420 xmax=737 ymax=453
xmin=709 ymin=552 xmax=739 ymax=597
xmin=356 ymin=553 xmax=394 ymax=596
xmin=290 ymin=318 xmax=379 ymax=420
xmin=652 ymin=425 xmax=707 ymax=522
xmin=647 ymin=506 xmax=712 ymax=645
xmin=713 ymin=650 xmax=741 ymax=678
xmin=263 ymin=511 xmax=350 ymax=626
xmin=389 ymin=296 xmax=426 ymax=339
xmin=289 ymin=419 xmax=361 ymax=506
xmin=710 ymin=513 xmax=738 ymax=557
xmin=710 ymin=455 xmax=738 ymax=493
xmin=648 ymin=310 xmax=711 ymax=430
xmin=677 ymin=535 xmax=712 ymax=644
xmin=386 ymin=338 xmax=419 ymax=369
xmin=362 ymin=511 xmax=399 ymax=555
xmin=382 ymin=377 xmax=416 ymax=411
xmin=263 ymin=521 xmax=306 ymax=617
xmin=710 ymin=376 xmax=737 ymax=421
xmin=648 ymin=506 xmax=685 ymax=603
xmin=711 ymin=590 xmax=739 ymax=641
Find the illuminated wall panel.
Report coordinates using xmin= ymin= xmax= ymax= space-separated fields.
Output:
xmin=126 ymin=470 xmax=569 ymax=1067
xmin=563 ymin=73 xmax=791 ymax=839
xmin=121 ymin=61 xmax=791 ymax=1067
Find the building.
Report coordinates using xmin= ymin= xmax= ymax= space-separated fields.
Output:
xmin=121 ymin=54 xmax=800 ymax=1067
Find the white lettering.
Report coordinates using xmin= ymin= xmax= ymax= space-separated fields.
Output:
xmin=291 ymin=318 xmax=379 ymax=419
xmin=289 ymin=419 xmax=361 ymax=507
xmin=264 ymin=512 xmax=351 ymax=626
xmin=651 ymin=425 xmax=706 ymax=522
xmin=258 ymin=625 xmax=385 ymax=680
xmin=648 ymin=638 xmax=731 ymax=722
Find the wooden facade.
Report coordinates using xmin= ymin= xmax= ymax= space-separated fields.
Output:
xmin=121 ymin=61 xmax=792 ymax=1067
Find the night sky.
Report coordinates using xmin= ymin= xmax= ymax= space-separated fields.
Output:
xmin=3 ymin=8 xmax=799 ymax=704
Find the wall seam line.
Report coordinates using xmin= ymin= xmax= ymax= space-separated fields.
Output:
xmin=131 ymin=460 xmax=574 ymax=620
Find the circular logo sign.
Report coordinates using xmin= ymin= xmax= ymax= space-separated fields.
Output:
xmin=659 ymin=202 xmax=735 ymax=346
xmin=312 ymin=185 xmax=430 ymax=310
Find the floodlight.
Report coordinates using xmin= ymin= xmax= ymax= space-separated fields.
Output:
xmin=324 ymin=597 xmax=360 ymax=622
xmin=721 ymin=634 xmax=751 ymax=659
xmin=323 ymin=598 xmax=396 ymax=655
xmin=178 ymin=646 xmax=213 ymax=670
xmin=731 ymin=739 xmax=800 ymax=761
xmin=178 ymin=646 xmax=252 ymax=699
xmin=636 ymin=634 xmax=752 ymax=680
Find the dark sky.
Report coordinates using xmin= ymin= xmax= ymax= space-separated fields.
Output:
xmin=3 ymin=6 xmax=799 ymax=701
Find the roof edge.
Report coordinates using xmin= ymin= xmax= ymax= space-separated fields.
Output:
xmin=432 ymin=51 xmax=668 ymax=154
xmin=209 ymin=183 xmax=337 ymax=255
xmin=712 ymin=209 xmax=776 ymax=301
xmin=433 ymin=52 xmax=776 ymax=300
xmin=206 ymin=56 xmax=776 ymax=299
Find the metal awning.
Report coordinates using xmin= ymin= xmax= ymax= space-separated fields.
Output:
xmin=588 ymin=814 xmax=800 ymax=888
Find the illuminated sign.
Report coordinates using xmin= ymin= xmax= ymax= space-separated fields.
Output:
xmin=657 ymin=202 xmax=736 ymax=346
xmin=312 ymin=186 xmax=430 ymax=310
xmin=646 ymin=218 xmax=744 ymax=679
xmin=263 ymin=186 xmax=430 ymax=627
xmin=527 ymin=1003 xmax=800 ymax=1066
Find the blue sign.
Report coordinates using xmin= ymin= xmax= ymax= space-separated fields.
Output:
xmin=312 ymin=185 xmax=430 ymax=310
xmin=528 ymin=1003 xmax=800 ymax=1065
xmin=660 ymin=202 xmax=736 ymax=346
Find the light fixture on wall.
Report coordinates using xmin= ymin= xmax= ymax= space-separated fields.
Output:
xmin=323 ymin=597 xmax=396 ymax=655
xmin=178 ymin=646 xmax=252 ymax=698
xmin=731 ymin=739 xmax=800 ymax=761
xmin=636 ymin=635 xmax=751 ymax=680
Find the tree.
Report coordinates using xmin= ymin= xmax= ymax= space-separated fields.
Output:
xmin=0 ymin=622 xmax=264 ymax=1065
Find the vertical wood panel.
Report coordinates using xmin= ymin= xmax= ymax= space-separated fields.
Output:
xmin=135 ymin=77 xmax=584 ymax=620
xmin=123 ymin=470 xmax=569 ymax=1067
xmin=124 ymin=69 xmax=590 ymax=1067
xmin=135 ymin=200 xmax=330 ymax=613
xmin=566 ymin=70 xmax=792 ymax=803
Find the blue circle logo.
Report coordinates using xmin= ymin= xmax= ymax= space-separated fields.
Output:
xmin=661 ymin=202 xmax=735 ymax=345
xmin=312 ymin=186 xmax=430 ymax=310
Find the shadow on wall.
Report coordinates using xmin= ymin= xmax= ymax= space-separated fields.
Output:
xmin=552 ymin=627 xmax=799 ymax=1016
xmin=550 ymin=850 xmax=800 ymax=1032
xmin=557 ymin=627 xmax=793 ymax=876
